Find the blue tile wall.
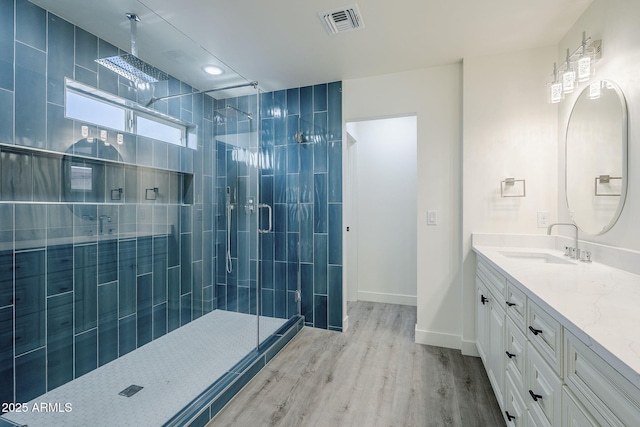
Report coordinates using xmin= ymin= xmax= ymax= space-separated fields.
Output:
xmin=0 ymin=1 xmax=218 ymax=406
xmin=214 ymin=84 xmax=344 ymax=328
xmin=220 ymin=83 xmax=342 ymax=329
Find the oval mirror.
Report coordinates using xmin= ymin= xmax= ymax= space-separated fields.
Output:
xmin=565 ymin=80 xmax=628 ymax=235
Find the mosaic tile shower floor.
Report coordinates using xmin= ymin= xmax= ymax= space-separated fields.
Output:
xmin=2 ymin=310 xmax=286 ymax=427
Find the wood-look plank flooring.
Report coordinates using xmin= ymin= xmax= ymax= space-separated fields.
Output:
xmin=209 ymin=301 xmax=504 ymax=427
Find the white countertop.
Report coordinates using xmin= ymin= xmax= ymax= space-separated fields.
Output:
xmin=473 ymin=242 xmax=640 ymax=390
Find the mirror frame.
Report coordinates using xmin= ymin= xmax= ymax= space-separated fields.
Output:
xmin=565 ymin=79 xmax=628 ymax=235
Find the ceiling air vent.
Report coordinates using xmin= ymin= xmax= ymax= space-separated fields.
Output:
xmin=318 ymin=4 xmax=364 ymax=35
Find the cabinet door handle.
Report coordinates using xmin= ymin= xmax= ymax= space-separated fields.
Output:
xmin=505 ymin=411 xmax=516 ymax=421
xmin=505 ymin=351 xmax=515 ymax=359
xmin=481 ymin=295 xmax=488 ymax=305
xmin=529 ymin=390 xmax=543 ymax=401
xmin=528 ymin=326 xmax=543 ymax=335
xmin=505 ymin=301 xmax=516 ymax=307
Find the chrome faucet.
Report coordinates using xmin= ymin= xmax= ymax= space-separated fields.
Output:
xmin=547 ymin=223 xmax=579 ymax=259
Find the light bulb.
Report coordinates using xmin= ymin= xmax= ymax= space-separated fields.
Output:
xmin=202 ymin=65 xmax=223 ymax=76
xmin=577 ymin=56 xmax=591 ymax=82
xmin=562 ymin=70 xmax=576 ymax=93
xmin=550 ymin=82 xmax=563 ymax=103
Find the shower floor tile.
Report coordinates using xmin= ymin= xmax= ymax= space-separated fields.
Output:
xmin=2 ymin=311 xmax=287 ymax=427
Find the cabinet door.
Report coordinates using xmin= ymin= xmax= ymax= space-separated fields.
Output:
xmin=562 ymin=387 xmax=601 ymax=427
xmin=488 ymin=296 xmax=506 ymax=408
xmin=476 ymin=276 xmax=490 ymax=363
xmin=504 ymin=373 xmax=528 ymax=427
xmin=526 ymin=342 xmax=562 ymax=427
xmin=565 ymin=331 xmax=639 ymax=426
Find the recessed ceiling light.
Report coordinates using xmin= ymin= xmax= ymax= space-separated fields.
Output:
xmin=202 ymin=65 xmax=223 ymax=76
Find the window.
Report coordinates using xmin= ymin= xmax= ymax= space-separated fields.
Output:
xmin=136 ymin=114 xmax=184 ymax=146
xmin=64 ymin=79 xmax=194 ymax=147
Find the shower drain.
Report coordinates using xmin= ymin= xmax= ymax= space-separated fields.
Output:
xmin=119 ymin=384 xmax=143 ymax=397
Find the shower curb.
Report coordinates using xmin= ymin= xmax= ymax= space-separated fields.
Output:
xmin=163 ymin=315 xmax=304 ymax=427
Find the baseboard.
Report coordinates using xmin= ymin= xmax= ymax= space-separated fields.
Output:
xmin=343 ymin=315 xmax=349 ymax=332
xmin=357 ymin=290 xmax=417 ymax=306
xmin=461 ymin=340 xmax=480 ymax=357
xmin=414 ymin=326 xmax=461 ymax=350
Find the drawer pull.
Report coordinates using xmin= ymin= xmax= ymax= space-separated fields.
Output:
xmin=505 ymin=411 xmax=516 ymax=421
xmin=505 ymin=301 xmax=516 ymax=307
xmin=528 ymin=326 xmax=543 ymax=335
xmin=480 ymin=295 xmax=488 ymax=305
xmin=505 ymin=351 xmax=516 ymax=359
xmin=529 ymin=390 xmax=543 ymax=401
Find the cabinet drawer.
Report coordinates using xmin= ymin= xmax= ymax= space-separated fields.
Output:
xmin=477 ymin=260 xmax=507 ymax=299
xmin=562 ymin=387 xmax=603 ymax=427
xmin=505 ymin=317 xmax=527 ymax=391
xmin=565 ymin=331 xmax=640 ymax=426
xmin=504 ymin=372 xmax=527 ymax=427
xmin=505 ymin=281 xmax=526 ymax=330
xmin=526 ymin=342 xmax=562 ymax=427
xmin=527 ymin=300 xmax=562 ymax=377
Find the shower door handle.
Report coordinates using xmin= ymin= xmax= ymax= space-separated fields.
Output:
xmin=258 ymin=203 xmax=272 ymax=233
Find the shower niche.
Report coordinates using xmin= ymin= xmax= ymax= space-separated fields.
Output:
xmin=0 ymin=143 xmax=194 ymax=206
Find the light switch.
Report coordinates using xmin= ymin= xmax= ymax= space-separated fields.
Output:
xmin=427 ymin=210 xmax=437 ymax=226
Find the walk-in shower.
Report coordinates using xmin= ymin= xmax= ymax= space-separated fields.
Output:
xmin=1 ymin=4 xmax=343 ymax=426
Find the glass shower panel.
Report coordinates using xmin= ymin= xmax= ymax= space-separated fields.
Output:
xmin=213 ymin=86 xmax=300 ymax=348
xmin=257 ymin=89 xmax=301 ymax=346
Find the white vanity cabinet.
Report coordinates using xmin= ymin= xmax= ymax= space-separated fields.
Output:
xmin=475 ymin=257 xmax=640 ymax=427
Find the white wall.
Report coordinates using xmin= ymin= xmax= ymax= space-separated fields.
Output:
xmin=556 ymin=0 xmax=640 ymax=250
xmin=461 ymin=46 xmax=559 ymax=354
xmin=343 ymin=64 xmax=463 ymax=349
xmin=346 ymin=117 xmax=417 ymax=306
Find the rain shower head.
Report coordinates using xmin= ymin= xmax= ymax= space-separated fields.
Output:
xmin=96 ymin=53 xmax=168 ymax=84
xmin=95 ymin=13 xmax=168 ymax=85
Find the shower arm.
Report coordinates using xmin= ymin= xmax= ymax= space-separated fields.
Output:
xmin=145 ymin=81 xmax=259 ymax=107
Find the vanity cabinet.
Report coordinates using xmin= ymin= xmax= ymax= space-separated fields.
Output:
xmin=475 ymin=257 xmax=640 ymax=426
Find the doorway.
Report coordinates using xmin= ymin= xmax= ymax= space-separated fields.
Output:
xmin=345 ymin=116 xmax=417 ymax=306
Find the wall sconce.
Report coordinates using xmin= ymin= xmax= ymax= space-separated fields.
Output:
xmin=548 ymin=32 xmax=601 ymax=103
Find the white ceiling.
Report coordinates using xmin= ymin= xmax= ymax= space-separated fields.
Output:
xmin=32 ymin=0 xmax=592 ymax=94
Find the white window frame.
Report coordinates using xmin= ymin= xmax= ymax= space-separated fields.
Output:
xmin=64 ymin=79 xmax=196 ymax=148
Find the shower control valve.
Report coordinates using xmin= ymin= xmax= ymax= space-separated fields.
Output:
xmin=245 ymin=197 xmax=255 ymax=214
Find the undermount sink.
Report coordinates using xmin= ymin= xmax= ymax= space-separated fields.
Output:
xmin=498 ymin=250 xmax=575 ymax=265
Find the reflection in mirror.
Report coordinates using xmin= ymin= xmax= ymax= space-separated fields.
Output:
xmin=566 ymin=80 xmax=628 ymax=235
